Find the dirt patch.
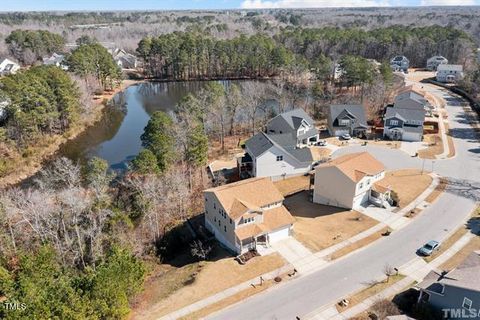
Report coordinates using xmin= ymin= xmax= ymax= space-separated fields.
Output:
xmin=335 ymin=274 xmax=405 ymax=312
xmin=424 ymin=178 xmax=448 ymax=204
xmin=329 ymin=227 xmax=389 ymax=260
xmin=381 ymin=169 xmax=433 ymax=209
xmin=418 ymin=134 xmax=443 ymax=159
xmin=444 ymin=123 xmax=456 ymax=158
xmin=286 ymin=191 xmax=378 ymax=252
xmin=310 ymin=147 xmax=332 ymax=161
xmin=274 ymin=175 xmax=311 ymax=197
xmin=208 ymin=134 xmax=249 ymax=162
xmin=131 ymin=249 xmax=286 ymax=320
xmin=367 ymin=140 xmax=401 ymax=149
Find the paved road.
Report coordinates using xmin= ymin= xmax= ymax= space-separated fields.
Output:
xmin=209 ymin=87 xmax=480 ymax=320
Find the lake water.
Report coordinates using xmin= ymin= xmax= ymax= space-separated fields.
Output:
xmin=58 ymin=80 xmax=242 ymax=169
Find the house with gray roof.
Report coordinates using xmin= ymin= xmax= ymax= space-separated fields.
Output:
xmin=43 ymin=53 xmax=68 ymax=70
xmin=327 ymin=104 xmax=368 ymax=138
xmin=417 ymin=250 xmax=480 ymax=318
xmin=266 ymin=108 xmax=319 ymax=147
xmin=240 ymin=108 xmax=317 ymax=179
xmin=426 ymin=55 xmax=448 ymax=71
xmin=390 ymin=55 xmax=409 ymax=72
xmin=383 ymin=106 xmax=425 ymax=141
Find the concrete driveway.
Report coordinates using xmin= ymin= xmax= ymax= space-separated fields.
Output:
xmin=209 ymin=85 xmax=480 ymax=320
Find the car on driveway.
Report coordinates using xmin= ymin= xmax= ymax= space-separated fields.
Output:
xmin=417 ymin=240 xmax=440 ymax=256
xmin=340 ymin=133 xmax=352 ymax=140
xmin=316 ymin=140 xmax=327 ymax=146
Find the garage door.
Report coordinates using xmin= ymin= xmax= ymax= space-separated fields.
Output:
xmin=402 ymin=131 xmax=421 ymax=142
xmin=268 ymin=227 xmax=291 ymax=243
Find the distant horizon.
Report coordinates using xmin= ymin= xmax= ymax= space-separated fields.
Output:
xmin=1 ymin=0 xmax=479 ymax=12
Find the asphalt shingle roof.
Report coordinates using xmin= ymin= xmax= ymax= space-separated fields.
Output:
xmin=328 ymin=104 xmax=368 ymax=128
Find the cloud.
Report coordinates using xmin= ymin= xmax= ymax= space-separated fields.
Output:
xmin=420 ymin=0 xmax=475 ymax=4
xmin=241 ymin=0 xmax=391 ymax=8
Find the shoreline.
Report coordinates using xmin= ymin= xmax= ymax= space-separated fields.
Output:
xmin=0 ymin=79 xmax=144 ymax=189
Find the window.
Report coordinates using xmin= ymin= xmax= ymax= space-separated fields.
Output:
xmin=359 ymin=183 xmax=363 ymax=189
xmin=218 ymin=220 xmax=221 ymax=227
xmin=224 ymin=225 xmax=226 ymax=232
xmin=276 ymin=155 xmax=283 ymax=161
xmin=340 ymin=119 xmax=350 ymax=126
xmin=230 ymin=218 xmax=232 ymax=224
xmin=214 ymin=217 xmax=216 ymax=222
xmin=462 ymin=297 xmax=473 ymax=310
xmin=213 ymin=203 xmax=216 ymax=209
xmin=390 ymin=120 xmax=398 ymax=126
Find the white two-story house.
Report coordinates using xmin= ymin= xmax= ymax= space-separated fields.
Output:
xmin=436 ymin=64 xmax=464 ymax=83
xmin=204 ymin=178 xmax=295 ymax=254
xmin=313 ymin=152 xmax=391 ymax=209
xmin=240 ymin=108 xmax=317 ymax=180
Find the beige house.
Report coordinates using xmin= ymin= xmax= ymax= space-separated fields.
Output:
xmin=204 ymin=178 xmax=295 ymax=254
xmin=313 ymin=152 xmax=391 ymax=209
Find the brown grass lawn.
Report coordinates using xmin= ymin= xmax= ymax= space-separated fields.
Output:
xmin=440 ymin=236 xmax=480 ymax=271
xmin=310 ymin=147 xmax=332 ymax=161
xmin=335 ymin=274 xmax=405 ymax=312
xmin=444 ymin=123 xmax=456 ymax=158
xmin=179 ymin=273 xmax=291 ymax=320
xmin=274 ymin=175 xmax=311 ymax=197
xmin=381 ymin=169 xmax=433 ymax=208
xmin=418 ymin=134 xmax=443 ymax=159
xmin=329 ymin=227 xmax=389 ymax=260
xmin=285 ymin=192 xmax=378 ymax=252
xmin=424 ymin=178 xmax=448 ymax=204
xmin=367 ymin=140 xmax=401 ymax=149
xmin=208 ymin=133 xmax=249 ymax=162
xmin=131 ymin=250 xmax=286 ymax=320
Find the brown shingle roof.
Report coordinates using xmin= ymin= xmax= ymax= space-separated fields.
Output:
xmin=317 ymin=152 xmax=385 ymax=182
xmin=205 ymin=178 xmax=284 ymax=219
xmin=372 ymin=179 xmax=391 ymax=193
xmin=234 ymin=205 xmax=295 ymax=240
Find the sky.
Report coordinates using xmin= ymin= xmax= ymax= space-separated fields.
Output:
xmin=0 ymin=0 xmax=478 ymax=12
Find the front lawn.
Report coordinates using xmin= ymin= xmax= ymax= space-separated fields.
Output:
xmin=381 ymin=169 xmax=433 ymax=208
xmin=285 ymin=191 xmax=378 ymax=252
xmin=130 ymin=246 xmax=286 ymax=319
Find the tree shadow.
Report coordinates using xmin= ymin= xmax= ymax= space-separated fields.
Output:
xmin=443 ymin=177 xmax=480 ymax=203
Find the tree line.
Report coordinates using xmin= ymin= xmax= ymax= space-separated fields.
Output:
xmin=136 ymin=25 xmax=476 ymax=81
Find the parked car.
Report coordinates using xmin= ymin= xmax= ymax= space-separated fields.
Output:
xmin=316 ymin=140 xmax=327 ymax=146
xmin=417 ymin=240 xmax=440 ymax=256
xmin=340 ymin=133 xmax=352 ymax=140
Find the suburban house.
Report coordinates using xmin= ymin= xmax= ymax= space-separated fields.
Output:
xmin=240 ymin=108 xmax=317 ymax=179
xmin=313 ymin=152 xmax=392 ymax=209
xmin=265 ymin=108 xmax=319 ymax=147
xmin=109 ymin=48 xmax=138 ymax=69
xmin=436 ymin=64 xmax=464 ymax=83
xmin=204 ymin=178 xmax=295 ymax=254
xmin=327 ymin=104 xmax=368 ymax=137
xmin=417 ymin=250 xmax=480 ymax=316
xmin=383 ymin=90 xmax=427 ymax=141
xmin=390 ymin=55 xmax=409 ymax=72
xmin=426 ymin=56 xmax=448 ymax=71
xmin=0 ymin=58 xmax=20 ymax=75
xmin=43 ymin=53 xmax=68 ymax=70
xmin=383 ymin=107 xmax=425 ymax=141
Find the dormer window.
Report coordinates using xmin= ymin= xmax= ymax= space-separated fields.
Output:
xmin=276 ymin=156 xmax=283 ymax=161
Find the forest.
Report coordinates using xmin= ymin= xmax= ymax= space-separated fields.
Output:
xmin=137 ymin=25 xmax=476 ymax=81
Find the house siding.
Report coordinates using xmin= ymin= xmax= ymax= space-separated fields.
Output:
xmin=427 ymin=285 xmax=480 ymax=318
xmin=313 ymin=167 xmax=357 ymax=209
xmin=255 ymin=146 xmax=311 ymax=179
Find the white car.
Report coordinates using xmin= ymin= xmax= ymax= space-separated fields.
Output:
xmin=340 ymin=133 xmax=352 ymax=140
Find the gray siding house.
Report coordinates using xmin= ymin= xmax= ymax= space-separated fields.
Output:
xmin=390 ymin=55 xmax=409 ymax=72
xmin=426 ymin=55 xmax=448 ymax=71
xmin=240 ymin=108 xmax=317 ymax=179
xmin=383 ymin=107 xmax=425 ymax=141
xmin=436 ymin=64 xmax=464 ymax=83
xmin=328 ymin=104 xmax=368 ymax=137
xmin=418 ymin=250 xmax=480 ymax=318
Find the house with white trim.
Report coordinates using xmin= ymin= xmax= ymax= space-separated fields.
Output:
xmin=327 ymin=104 xmax=368 ymax=138
xmin=240 ymin=108 xmax=317 ymax=179
xmin=436 ymin=64 xmax=464 ymax=83
xmin=0 ymin=58 xmax=20 ymax=76
xmin=313 ymin=152 xmax=391 ymax=209
xmin=426 ymin=56 xmax=448 ymax=71
xmin=204 ymin=178 xmax=295 ymax=254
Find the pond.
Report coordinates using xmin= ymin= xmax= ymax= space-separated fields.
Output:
xmin=58 ymin=80 xmax=248 ymax=170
